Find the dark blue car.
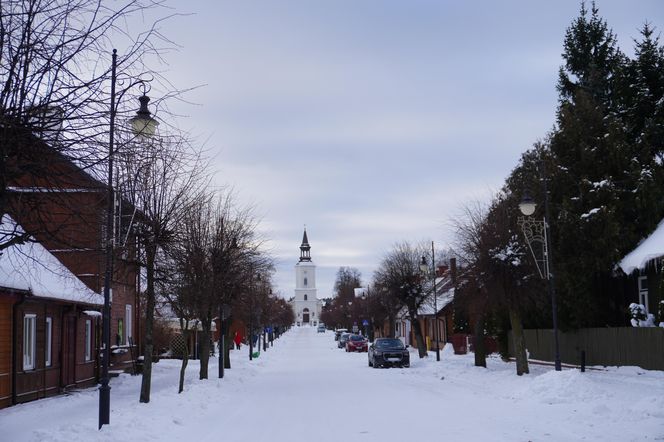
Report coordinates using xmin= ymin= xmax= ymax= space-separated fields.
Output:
xmin=368 ymin=338 xmax=410 ymax=368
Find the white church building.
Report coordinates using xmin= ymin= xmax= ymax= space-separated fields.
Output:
xmin=290 ymin=229 xmax=323 ymax=326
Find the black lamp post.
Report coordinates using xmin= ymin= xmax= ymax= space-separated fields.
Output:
xmin=250 ymin=272 xmax=260 ymax=361
xmin=518 ymin=184 xmax=562 ymax=371
xmin=100 ymin=49 xmax=157 ymax=429
xmin=420 ymin=241 xmax=440 ymax=362
xmin=361 ymin=290 xmax=368 ymax=337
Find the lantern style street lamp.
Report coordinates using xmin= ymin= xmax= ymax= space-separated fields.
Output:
xmin=518 ymin=189 xmax=562 ymax=371
xmin=420 ymin=241 xmax=440 ymax=362
xmin=100 ymin=49 xmax=157 ymax=430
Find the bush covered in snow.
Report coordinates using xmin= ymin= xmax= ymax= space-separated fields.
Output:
xmin=629 ymin=303 xmax=655 ymax=327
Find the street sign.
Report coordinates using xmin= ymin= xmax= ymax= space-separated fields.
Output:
xmin=352 ymin=325 xmax=358 ymax=333
xmin=362 ymin=319 xmax=369 ymax=326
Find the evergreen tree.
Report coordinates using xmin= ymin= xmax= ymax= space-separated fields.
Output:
xmin=617 ymin=23 xmax=664 ymax=239
xmin=549 ymin=2 xmax=628 ymax=327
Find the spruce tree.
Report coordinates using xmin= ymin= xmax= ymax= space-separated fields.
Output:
xmin=618 ymin=24 xmax=664 ymax=240
xmin=549 ymin=2 xmax=627 ymax=327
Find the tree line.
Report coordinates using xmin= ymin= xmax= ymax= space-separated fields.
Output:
xmin=323 ymin=1 xmax=664 ymax=376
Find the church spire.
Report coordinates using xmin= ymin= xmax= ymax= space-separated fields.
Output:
xmin=299 ymin=227 xmax=311 ymax=262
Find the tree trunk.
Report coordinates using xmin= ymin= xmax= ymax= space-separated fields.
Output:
xmin=509 ymin=307 xmax=529 ymax=376
xmin=139 ymin=243 xmax=157 ymax=403
xmin=223 ymin=318 xmax=232 ymax=369
xmin=178 ymin=333 xmax=189 ymax=394
xmin=409 ymin=309 xmax=427 ymax=358
xmin=388 ymin=314 xmax=396 ymax=338
xmin=473 ymin=313 xmax=487 ymax=368
xmin=199 ymin=321 xmax=210 ymax=380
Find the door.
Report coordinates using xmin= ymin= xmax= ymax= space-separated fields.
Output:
xmin=62 ymin=316 xmax=76 ymax=387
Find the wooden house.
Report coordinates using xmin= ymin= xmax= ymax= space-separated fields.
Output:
xmin=0 ymin=215 xmax=102 ymax=407
xmin=1 ymin=142 xmax=141 ymax=408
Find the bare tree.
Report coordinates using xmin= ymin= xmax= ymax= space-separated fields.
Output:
xmin=374 ymin=241 xmax=429 ymax=358
xmin=452 ymin=200 xmax=492 ymax=368
xmin=321 ymin=267 xmax=362 ymax=329
xmin=165 ymin=192 xmax=214 ymax=388
xmin=0 ymin=0 xmax=175 ymax=250
xmin=116 ymin=132 xmax=207 ymax=402
xmin=453 ymin=193 xmax=538 ymax=375
xmin=204 ymin=193 xmax=266 ymax=371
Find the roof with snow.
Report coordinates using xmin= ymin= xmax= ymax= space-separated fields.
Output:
xmin=0 ymin=215 xmax=102 ymax=305
xmin=419 ymin=287 xmax=455 ymax=315
xmin=619 ymin=218 xmax=664 ymax=274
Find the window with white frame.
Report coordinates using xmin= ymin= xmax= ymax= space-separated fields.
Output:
xmin=125 ymin=304 xmax=132 ymax=345
xmin=638 ymin=276 xmax=649 ymax=313
xmin=45 ymin=317 xmax=52 ymax=367
xmin=85 ymin=320 xmax=92 ymax=361
xmin=23 ymin=314 xmax=36 ymax=370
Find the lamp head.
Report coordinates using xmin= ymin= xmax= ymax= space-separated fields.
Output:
xmin=519 ymin=192 xmax=537 ymax=216
xmin=129 ymin=94 xmax=159 ymax=137
xmin=419 ymin=256 xmax=428 ymax=274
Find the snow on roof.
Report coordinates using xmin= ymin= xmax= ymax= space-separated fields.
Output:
xmin=619 ymin=218 xmax=664 ymax=274
xmin=419 ymin=288 xmax=455 ymax=315
xmin=0 ymin=215 xmax=103 ymax=305
xmin=354 ymin=287 xmax=367 ymax=298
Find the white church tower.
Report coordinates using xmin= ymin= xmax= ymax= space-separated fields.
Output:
xmin=291 ymin=228 xmax=323 ymax=326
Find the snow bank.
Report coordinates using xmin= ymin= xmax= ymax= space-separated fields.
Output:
xmin=0 ymin=327 xmax=662 ymax=442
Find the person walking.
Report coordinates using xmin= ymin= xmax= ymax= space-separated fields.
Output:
xmin=233 ymin=330 xmax=242 ymax=350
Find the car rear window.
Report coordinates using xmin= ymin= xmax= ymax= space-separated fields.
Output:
xmin=350 ymin=335 xmax=365 ymax=341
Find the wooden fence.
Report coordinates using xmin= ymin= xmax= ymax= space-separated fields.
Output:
xmin=509 ymin=327 xmax=664 ymax=370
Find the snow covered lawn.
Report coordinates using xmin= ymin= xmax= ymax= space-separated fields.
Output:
xmin=1 ymin=326 xmax=662 ymax=441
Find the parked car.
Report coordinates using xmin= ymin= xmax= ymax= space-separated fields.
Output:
xmin=338 ymin=332 xmax=351 ymax=348
xmin=317 ymin=324 xmax=326 ymax=333
xmin=334 ymin=328 xmax=348 ymax=341
xmin=368 ymin=338 xmax=410 ymax=368
xmin=345 ymin=334 xmax=368 ymax=352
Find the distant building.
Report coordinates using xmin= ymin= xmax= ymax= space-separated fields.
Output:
xmin=290 ymin=229 xmax=323 ymax=326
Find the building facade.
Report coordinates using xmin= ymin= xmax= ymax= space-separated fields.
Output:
xmin=290 ymin=229 xmax=322 ymax=326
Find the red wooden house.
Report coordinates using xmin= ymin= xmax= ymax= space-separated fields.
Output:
xmin=0 ymin=144 xmax=140 ymax=408
xmin=0 ymin=215 xmax=103 ymax=407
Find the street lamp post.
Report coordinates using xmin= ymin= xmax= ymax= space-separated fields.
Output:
xmin=420 ymin=241 xmax=440 ymax=362
xmin=100 ymin=49 xmax=157 ymax=429
xmin=518 ymin=183 xmax=562 ymax=371
xmin=361 ymin=289 xmax=368 ymax=337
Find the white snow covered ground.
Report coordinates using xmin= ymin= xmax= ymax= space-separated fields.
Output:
xmin=1 ymin=326 xmax=662 ymax=441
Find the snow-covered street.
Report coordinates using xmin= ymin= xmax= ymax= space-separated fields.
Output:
xmin=1 ymin=326 xmax=662 ymax=441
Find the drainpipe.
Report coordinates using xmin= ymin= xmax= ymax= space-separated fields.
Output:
xmin=11 ymin=292 xmax=26 ymax=405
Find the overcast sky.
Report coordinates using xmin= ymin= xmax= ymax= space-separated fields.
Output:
xmin=156 ymin=0 xmax=663 ymax=299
